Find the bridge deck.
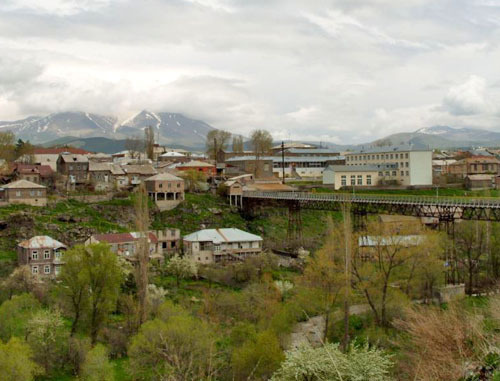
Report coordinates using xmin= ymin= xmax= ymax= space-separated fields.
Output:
xmin=242 ymin=191 xmax=500 ymax=208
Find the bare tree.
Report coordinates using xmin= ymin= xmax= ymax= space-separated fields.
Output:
xmin=125 ymin=136 xmax=144 ymax=159
xmin=206 ymin=130 xmax=231 ymax=159
xmin=134 ymin=184 xmax=150 ymax=324
xmin=250 ymin=129 xmax=273 ymax=177
xmin=232 ymin=135 xmax=244 ymax=153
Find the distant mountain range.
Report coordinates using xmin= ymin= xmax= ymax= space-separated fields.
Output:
xmin=370 ymin=126 xmax=500 ymax=149
xmin=0 ymin=110 xmax=215 ymax=148
xmin=1 ymin=110 xmax=499 ymax=152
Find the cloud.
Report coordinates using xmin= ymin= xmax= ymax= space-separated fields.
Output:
xmin=443 ymin=75 xmax=493 ymax=116
xmin=0 ymin=0 xmax=500 ymax=144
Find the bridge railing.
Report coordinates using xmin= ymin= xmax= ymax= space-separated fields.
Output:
xmin=242 ymin=191 xmax=500 ymax=208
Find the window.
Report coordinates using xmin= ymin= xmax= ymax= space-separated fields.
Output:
xmin=69 ymin=165 xmax=74 ymax=170
xmin=376 ymin=155 xmax=380 ymax=160
xmin=32 ymin=251 xmax=38 ymax=260
xmin=390 ymin=154 xmax=393 ymax=159
xmin=55 ymin=266 xmax=61 ymax=276
xmin=55 ymin=251 xmax=62 ymax=260
xmin=405 ymin=162 xmax=409 ymax=168
xmin=44 ymin=250 xmax=50 ymax=259
xmin=366 ymin=175 xmax=372 ymax=185
xmin=15 ymin=191 xmax=21 ymax=197
xmin=32 ymin=266 xmax=38 ymax=274
xmin=400 ymin=162 xmax=404 ymax=167
xmin=341 ymin=175 xmax=347 ymax=186
xmin=385 ymin=171 xmax=390 ymax=176
xmin=392 ymin=171 xmax=396 ymax=176
xmin=395 ymin=153 xmax=399 ymax=159
xmin=378 ymin=171 xmax=383 ymax=176
xmin=44 ymin=265 xmax=50 ymax=274
xmin=406 ymin=171 xmax=409 ymax=176
xmin=177 ymin=183 xmax=180 ymax=188
xmin=357 ymin=175 xmax=363 ymax=185
xmin=350 ymin=175 xmax=355 ymax=185
xmin=214 ymin=244 xmax=221 ymax=252
xmin=401 ymin=171 xmax=404 ymax=176
xmin=159 ymin=183 xmax=163 ymax=188
xmin=405 ymin=153 xmax=409 ymax=158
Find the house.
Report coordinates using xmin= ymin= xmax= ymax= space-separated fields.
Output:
xmin=23 ymin=147 xmax=91 ymax=171
xmin=144 ymin=173 xmax=185 ymax=211
xmin=17 ymin=236 xmax=67 ymax=277
xmin=86 ymin=228 xmax=181 ymax=261
xmin=121 ymin=164 xmax=157 ymax=186
xmin=176 ymin=160 xmax=216 ymax=176
xmin=11 ymin=163 xmax=54 ymax=187
xmin=322 ymin=165 xmax=335 ymax=185
xmin=432 ymin=159 xmax=457 ymax=176
xmin=159 ymin=151 xmax=190 ymax=163
xmin=183 ymin=228 xmax=263 ymax=264
xmin=0 ymin=180 xmax=47 ymax=206
xmin=88 ymin=162 xmax=127 ymax=191
xmin=56 ymin=154 xmax=90 ymax=184
xmin=448 ymin=156 xmax=500 ymax=178
xmin=344 ymin=145 xmax=433 ymax=187
xmin=464 ymin=174 xmax=494 ymax=190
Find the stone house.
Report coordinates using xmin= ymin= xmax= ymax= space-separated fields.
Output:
xmin=88 ymin=162 xmax=127 ymax=191
xmin=56 ymin=154 xmax=90 ymax=184
xmin=183 ymin=228 xmax=263 ymax=264
xmin=11 ymin=163 xmax=54 ymax=187
xmin=176 ymin=160 xmax=216 ymax=176
xmin=17 ymin=236 xmax=67 ymax=277
xmin=121 ymin=164 xmax=157 ymax=186
xmin=144 ymin=173 xmax=185 ymax=210
xmin=0 ymin=180 xmax=47 ymax=206
xmin=85 ymin=228 xmax=181 ymax=261
xmin=21 ymin=147 xmax=90 ymax=171
xmin=448 ymin=156 xmax=500 ymax=178
xmin=464 ymin=174 xmax=494 ymax=190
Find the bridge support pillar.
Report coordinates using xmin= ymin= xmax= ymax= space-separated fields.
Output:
xmin=287 ymin=201 xmax=303 ymax=250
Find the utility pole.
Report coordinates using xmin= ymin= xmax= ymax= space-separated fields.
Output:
xmin=281 ymin=141 xmax=285 ymax=184
xmin=342 ymin=202 xmax=351 ymax=352
xmin=213 ymin=137 xmax=217 ymax=185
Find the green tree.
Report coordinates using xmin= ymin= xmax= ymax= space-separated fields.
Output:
xmin=0 ymin=131 xmax=15 ymax=162
xmin=26 ymin=309 xmax=69 ymax=374
xmin=60 ymin=244 xmax=123 ymax=344
xmin=250 ymin=129 xmax=273 ymax=177
xmin=206 ymin=129 xmax=232 ymax=159
xmin=0 ymin=337 xmax=41 ymax=380
xmin=165 ymin=254 xmax=197 ymax=287
xmin=80 ymin=344 xmax=114 ymax=381
xmin=271 ymin=343 xmax=393 ymax=381
xmin=144 ymin=125 xmax=155 ymax=160
xmin=231 ymin=330 xmax=284 ymax=380
xmin=180 ymin=169 xmax=207 ymax=192
xmin=128 ymin=301 xmax=219 ymax=380
xmin=0 ymin=293 xmax=40 ymax=342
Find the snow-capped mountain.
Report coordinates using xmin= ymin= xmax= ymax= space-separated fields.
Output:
xmin=0 ymin=112 xmax=117 ymax=143
xmin=0 ymin=110 xmax=216 ymax=147
xmin=116 ymin=110 xmax=215 ymax=147
xmin=376 ymin=125 xmax=500 ymax=148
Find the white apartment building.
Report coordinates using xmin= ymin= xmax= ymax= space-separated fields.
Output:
xmin=183 ymin=228 xmax=263 ymax=264
xmin=344 ymin=145 xmax=432 ymax=187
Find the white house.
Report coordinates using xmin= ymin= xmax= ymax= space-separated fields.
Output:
xmin=183 ymin=228 xmax=263 ymax=264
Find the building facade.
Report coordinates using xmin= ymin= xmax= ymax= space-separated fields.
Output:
xmin=144 ymin=173 xmax=185 ymax=210
xmin=0 ymin=180 xmax=47 ymax=206
xmin=17 ymin=236 xmax=67 ymax=277
xmin=344 ymin=145 xmax=433 ymax=187
xmin=56 ymin=154 xmax=90 ymax=184
xmin=183 ymin=228 xmax=263 ymax=264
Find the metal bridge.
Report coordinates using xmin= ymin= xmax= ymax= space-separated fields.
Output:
xmin=241 ymin=191 xmax=500 ymax=222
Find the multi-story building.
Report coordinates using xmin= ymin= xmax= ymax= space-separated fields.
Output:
xmin=344 ymin=145 xmax=433 ymax=187
xmin=17 ymin=236 xmax=67 ymax=277
xmin=121 ymin=164 xmax=157 ymax=186
xmin=20 ymin=147 xmax=91 ymax=171
xmin=144 ymin=173 xmax=185 ymax=210
xmin=86 ymin=228 xmax=181 ymax=261
xmin=448 ymin=156 xmax=500 ymax=178
xmin=0 ymin=180 xmax=47 ymax=206
xmin=176 ymin=160 xmax=216 ymax=176
xmin=56 ymin=154 xmax=90 ymax=184
xmin=183 ymin=228 xmax=263 ymax=264
xmin=88 ymin=162 xmax=127 ymax=190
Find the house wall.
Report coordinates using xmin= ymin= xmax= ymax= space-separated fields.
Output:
xmin=6 ymin=188 xmax=47 ymax=206
xmin=333 ymin=171 xmax=380 ymax=190
xmin=17 ymin=246 xmax=65 ymax=277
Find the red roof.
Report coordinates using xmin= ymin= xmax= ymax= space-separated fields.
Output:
xmin=33 ymin=147 xmax=91 ymax=155
xmin=92 ymin=232 xmax=158 ymax=244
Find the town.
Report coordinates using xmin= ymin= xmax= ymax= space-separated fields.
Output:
xmin=0 ymin=125 xmax=498 ymax=381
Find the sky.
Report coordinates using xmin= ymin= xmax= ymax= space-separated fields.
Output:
xmin=0 ymin=0 xmax=500 ymax=144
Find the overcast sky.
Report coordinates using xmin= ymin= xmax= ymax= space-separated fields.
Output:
xmin=1 ymin=0 xmax=500 ymax=143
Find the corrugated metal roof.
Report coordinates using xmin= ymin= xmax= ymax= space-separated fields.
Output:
xmin=3 ymin=179 xmax=46 ymax=189
xmin=18 ymin=235 xmax=66 ymax=249
xmin=92 ymin=232 xmax=158 ymax=244
xmin=184 ymin=228 xmax=262 ymax=243
xmin=177 ymin=160 xmax=214 ymax=168
xmin=226 ymin=156 xmax=344 ymax=163
xmin=59 ymin=154 xmax=89 ymax=163
xmin=346 ymin=144 xmax=430 ymax=154
xmin=145 ymin=173 xmax=183 ymax=181
xmin=358 ymin=235 xmax=424 ymax=247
